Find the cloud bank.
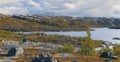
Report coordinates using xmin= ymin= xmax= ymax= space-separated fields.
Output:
xmin=0 ymin=0 xmax=120 ymax=17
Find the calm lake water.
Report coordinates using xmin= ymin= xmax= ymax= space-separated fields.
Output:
xmin=22 ymin=28 xmax=120 ymax=44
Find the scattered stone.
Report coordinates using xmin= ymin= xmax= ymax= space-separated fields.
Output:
xmin=22 ymin=38 xmax=27 ymax=43
xmin=4 ymin=40 xmax=19 ymax=45
xmin=99 ymin=51 xmax=118 ymax=62
xmin=0 ymin=39 xmax=5 ymax=43
xmin=31 ymin=52 xmax=57 ymax=62
xmin=73 ymin=59 xmax=79 ymax=62
xmin=35 ymin=46 xmax=54 ymax=50
xmin=60 ymin=53 xmax=73 ymax=58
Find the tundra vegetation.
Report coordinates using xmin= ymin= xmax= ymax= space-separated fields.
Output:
xmin=0 ymin=14 xmax=120 ymax=61
xmin=0 ymin=27 xmax=120 ymax=62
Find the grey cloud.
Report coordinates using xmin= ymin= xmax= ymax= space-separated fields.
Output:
xmin=0 ymin=0 xmax=120 ymax=17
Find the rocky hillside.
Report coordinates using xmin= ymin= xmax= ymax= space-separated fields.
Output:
xmin=12 ymin=15 xmax=100 ymax=31
xmin=0 ymin=14 xmax=120 ymax=31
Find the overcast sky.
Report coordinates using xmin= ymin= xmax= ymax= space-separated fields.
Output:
xmin=0 ymin=0 xmax=120 ymax=17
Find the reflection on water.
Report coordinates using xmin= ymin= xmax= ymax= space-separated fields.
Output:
xmin=22 ymin=28 xmax=120 ymax=44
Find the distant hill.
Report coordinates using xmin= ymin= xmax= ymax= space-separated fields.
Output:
xmin=0 ymin=14 xmax=120 ymax=31
xmin=11 ymin=15 xmax=100 ymax=31
xmin=0 ymin=14 xmax=41 ymax=31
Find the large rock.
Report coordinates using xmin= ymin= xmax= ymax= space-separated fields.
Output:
xmin=7 ymin=47 xmax=24 ymax=56
xmin=31 ymin=52 xmax=57 ymax=62
xmin=99 ymin=51 xmax=118 ymax=61
xmin=7 ymin=47 xmax=16 ymax=56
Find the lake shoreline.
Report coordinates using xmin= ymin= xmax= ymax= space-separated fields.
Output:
xmin=15 ymin=28 xmax=120 ymax=44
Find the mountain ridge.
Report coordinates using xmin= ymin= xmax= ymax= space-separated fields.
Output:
xmin=0 ymin=14 xmax=120 ymax=31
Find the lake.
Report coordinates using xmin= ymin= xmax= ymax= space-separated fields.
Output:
xmin=22 ymin=28 xmax=120 ymax=44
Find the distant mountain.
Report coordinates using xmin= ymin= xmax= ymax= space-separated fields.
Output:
xmin=0 ymin=14 xmax=120 ymax=31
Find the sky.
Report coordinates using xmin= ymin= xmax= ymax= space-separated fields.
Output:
xmin=0 ymin=0 xmax=120 ymax=17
